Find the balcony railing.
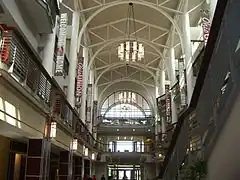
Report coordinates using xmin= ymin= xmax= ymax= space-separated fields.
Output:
xmin=160 ymin=0 xmax=232 ymax=179
xmin=0 ymin=26 xmax=96 ymax=148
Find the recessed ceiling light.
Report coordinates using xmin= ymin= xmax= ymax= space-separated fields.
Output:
xmin=148 ymin=129 xmax=151 ymax=131
xmin=133 ymin=129 xmax=135 ymax=131
xmin=117 ymin=129 xmax=119 ymax=131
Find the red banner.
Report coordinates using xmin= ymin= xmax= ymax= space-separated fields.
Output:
xmin=76 ymin=56 xmax=84 ymax=98
xmin=201 ymin=10 xmax=211 ymax=45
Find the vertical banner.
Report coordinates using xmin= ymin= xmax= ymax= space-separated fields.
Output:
xmin=55 ymin=13 xmax=67 ymax=75
xmin=165 ymin=85 xmax=172 ymax=124
xmin=200 ymin=10 xmax=211 ymax=46
xmin=76 ymin=56 xmax=84 ymax=106
xmin=156 ymin=95 xmax=167 ymax=126
xmin=178 ymin=58 xmax=187 ymax=108
xmin=86 ymin=84 xmax=92 ymax=124
xmin=92 ymin=101 xmax=98 ymax=126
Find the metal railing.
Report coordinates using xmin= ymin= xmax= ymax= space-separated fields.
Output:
xmin=0 ymin=27 xmax=97 ymax=148
xmin=160 ymin=0 xmax=233 ymax=179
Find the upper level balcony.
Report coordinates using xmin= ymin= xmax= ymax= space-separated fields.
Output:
xmin=1 ymin=0 xmax=59 ymax=34
xmin=0 ymin=25 xmax=97 ymax=151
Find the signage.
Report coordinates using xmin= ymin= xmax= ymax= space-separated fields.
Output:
xmin=86 ymin=84 xmax=93 ymax=123
xmin=201 ymin=10 xmax=211 ymax=45
xmin=165 ymin=85 xmax=172 ymax=124
xmin=76 ymin=56 xmax=84 ymax=98
xmin=0 ymin=25 xmax=10 ymax=63
xmin=92 ymin=101 xmax=98 ymax=125
xmin=55 ymin=13 xmax=68 ymax=75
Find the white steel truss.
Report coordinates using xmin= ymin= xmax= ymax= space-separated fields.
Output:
xmin=79 ymin=0 xmax=183 ymax=14
xmin=77 ymin=0 xmax=184 ymax=56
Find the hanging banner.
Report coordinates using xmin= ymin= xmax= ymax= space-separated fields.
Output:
xmin=92 ymin=101 xmax=98 ymax=125
xmin=200 ymin=10 xmax=211 ymax=46
xmin=76 ymin=56 xmax=84 ymax=105
xmin=0 ymin=25 xmax=10 ymax=63
xmin=86 ymin=84 xmax=92 ymax=124
xmin=55 ymin=13 xmax=67 ymax=75
xmin=156 ymin=95 xmax=166 ymax=124
xmin=165 ymin=85 xmax=172 ymax=124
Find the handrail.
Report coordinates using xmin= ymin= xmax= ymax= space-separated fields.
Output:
xmin=0 ymin=27 xmax=97 ymax=148
xmin=159 ymin=0 xmax=230 ymax=178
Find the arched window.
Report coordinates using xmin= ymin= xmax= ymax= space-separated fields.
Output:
xmin=101 ymin=90 xmax=152 ymax=119
xmin=105 ymin=103 xmax=145 ymax=118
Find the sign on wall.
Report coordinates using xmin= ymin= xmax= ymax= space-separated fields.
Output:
xmin=55 ymin=13 xmax=68 ymax=75
xmin=76 ymin=56 xmax=84 ymax=105
xmin=200 ymin=9 xmax=211 ymax=46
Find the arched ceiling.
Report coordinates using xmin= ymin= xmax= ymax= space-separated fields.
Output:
xmin=61 ymin=0 xmax=205 ymax=101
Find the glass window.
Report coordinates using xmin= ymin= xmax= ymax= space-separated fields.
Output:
xmin=105 ymin=104 xmax=145 ymax=118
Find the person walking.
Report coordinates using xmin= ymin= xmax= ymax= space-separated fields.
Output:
xmin=101 ymin=175 xmax=106 ymax=180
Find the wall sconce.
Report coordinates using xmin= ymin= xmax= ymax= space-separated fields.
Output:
xmin=91 ymin=153 xmax=95 ymax=160
xmin=50 ymin=122 xmax=57 ymax=138
xmin=84 ymin=146 xmax=88 ymax=156
xmin=70 ymin=138 xmax=78 ymax=151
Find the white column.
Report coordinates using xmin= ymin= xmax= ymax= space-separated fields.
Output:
xmin=42 ymin=17 xmax=58 ymax=76
xmin=182 ymin=1 xmax=193 ymax=105
xmin=82 ymin=157 xmax=85 ymax=178
xmin=157 ymin=70 xmax=166 ymax=134
xmin=168 ymin=47 xmax=178 ymax=124
xmin=93 ymin=84 xmax=98 ymax=101
xmin=81 ymin=47 xmax=89 ymax=123
xmin=207 ymin=0 xmax=218 ymax=21
xmin=67 ymin=12 xmax=80 ymax=106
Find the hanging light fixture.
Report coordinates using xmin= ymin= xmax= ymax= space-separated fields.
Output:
xmin=117 ymin=2 xmax=144 ymax=62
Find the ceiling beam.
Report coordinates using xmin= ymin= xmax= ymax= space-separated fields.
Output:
xmin=79 ymin=0 xmax=183 ymax=14
xmin=89 ymin=18 xmax=169 ymax=32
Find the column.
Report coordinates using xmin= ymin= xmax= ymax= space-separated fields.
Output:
xmin=206 ymin=0 xmax=218 ymax=21
xmin=157 ymin=70 xmax=166 ymax=134
xmin=59 ymin=151 xmax=73 ymax=180
xmin=25 ymin=139 xmax=51 ymax=180
xmin=168 ymin=47 xmax=178 ymax=124
xmin=73 ymin=156 xmax=82 ymax=179
xmin=82 ymin=157 xmax=85 ymax=178
xmin=67 ymin=11 xmax=80 ymax=107
xmin=81 ymin=47 xmax=89 ymax=123
xmin=42 ymin=16 xmax=58 ymax=76
xmin=182 ymin=0 xmax=193 ymax=105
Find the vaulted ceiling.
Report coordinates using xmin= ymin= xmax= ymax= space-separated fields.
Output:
xmin=61 ymin=0 xmax=204 ymax=102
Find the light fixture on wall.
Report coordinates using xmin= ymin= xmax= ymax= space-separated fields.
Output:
xmin=117 ymin=2 xmax=144 ymax=62
xmin=70 ymin=138 xmax=78 ymax=151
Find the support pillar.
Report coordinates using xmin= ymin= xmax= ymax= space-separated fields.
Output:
xmin=182 ymin=1 xmax=193 ymax=105
xmin=206 ymin=0 xmax=218 ymax=21
xmin=158 ymin=70 xmax=166 ymax=134
xmin=81 ymin=47 xmax=89 ymax=123
xmin=82 ymin=157 xmax=85 ymax=178
xmin=59 ymin=151 xmax=73 ymax=180
xmin=42 ymin=17 xmax=58 ymax=76
xmin=67 ymin=11 xmax=80 ymax=107
xmin=168 ymin=47 xmax=178 ymax=124
xmin=73 ymin=156 xmax=82 ymax=179
xmin=25 ymin=139 xmax=51 ymax=180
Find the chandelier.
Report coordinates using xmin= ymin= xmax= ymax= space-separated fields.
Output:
xmin=117 ymin=3 xmax=144 ymax=62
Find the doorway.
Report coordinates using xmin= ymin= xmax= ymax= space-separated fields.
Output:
xmin=108 ymin=165 xmax=142 ymax=180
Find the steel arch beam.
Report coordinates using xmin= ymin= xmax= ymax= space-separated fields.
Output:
xmin=77 ymin=0 xmax=184 ymax=54
xmin=88 ymin=37 xmax=164 ymax=69
xmin=95 ymin=62 xmax=156 ymax=85
xmin=98 ymin=79 xmax=155 ymax=110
